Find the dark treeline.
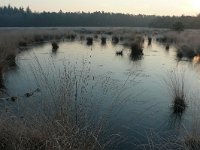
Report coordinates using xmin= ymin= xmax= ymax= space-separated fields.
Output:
xmin=0 ymin=5 xmax=200 ymax=28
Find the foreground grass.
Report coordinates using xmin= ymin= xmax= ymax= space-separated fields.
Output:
xmin=0 ymin=53 xmax=140 ymax=150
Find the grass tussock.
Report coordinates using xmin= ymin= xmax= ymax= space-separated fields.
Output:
xmin=166 ymin=70 xmax=187 ymax=113
xmin=156 ymin=30 xmax=200 ymax=60
xmin=101 ymin=37 xmax=106 ymax=45
xmin=166 ymin=45 xmax=170 ymax=50
xmin=116 ymin=50 xmax=123 ymax=56
xmin=130 ymin=42 xmax=143 ymax=56
xmin=86 ymin=37 xmax=93 ymax=45
xmin=177 ymin=45 xmax=196 ymax=59
xmin=148 ymin=37 xmax=152 ymax=45
xmin=185 ymin=135 xmax=200 ymax=150
xmin=51 ymin=42 xmax=59 ymax=50
xmin=112 ymin=36 xmax=119 ymax=44
xmin=0 ymin=56 xmax=139 ymax=150
xmin=0 ymin=113 xmax=105 ymax=150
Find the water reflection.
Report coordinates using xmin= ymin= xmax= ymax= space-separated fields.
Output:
xmin=129 ymin=53 xmax=143 ymax=61
xmin=168 ymin=113 xmax=184 ymax=129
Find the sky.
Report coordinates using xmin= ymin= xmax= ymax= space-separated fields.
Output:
xmin=0 ymin=0 xmax=200 ymax=16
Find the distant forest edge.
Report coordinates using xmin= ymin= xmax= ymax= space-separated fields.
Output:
xmin=0 ymin=5 xmax=200 ymax=28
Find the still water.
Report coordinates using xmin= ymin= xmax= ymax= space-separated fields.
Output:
xmin=3 ymin=37 xmax=200 ymax=149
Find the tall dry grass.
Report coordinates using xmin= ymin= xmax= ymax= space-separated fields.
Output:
xmin=0 ymin=53 xmax=139 ymax=150
xmin=156 ymin=30 xmax=200 ymax=59
xmin=165 ymin=70 xmax=187 ymax=113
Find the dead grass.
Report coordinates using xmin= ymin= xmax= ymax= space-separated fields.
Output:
xmin=0 ymin=53 xmax=139 ymax=150
xmin=165 ymin=70 xmax=187 ymax=114
xmin=157 ymin=30 xmax=200 ymax=59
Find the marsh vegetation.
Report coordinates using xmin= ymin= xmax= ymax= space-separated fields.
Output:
xmin=0 ymin=27 xmax=200 ymax=149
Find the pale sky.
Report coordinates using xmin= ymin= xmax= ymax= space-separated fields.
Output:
xmin=0 ymin=0 xmax=200 ymax=16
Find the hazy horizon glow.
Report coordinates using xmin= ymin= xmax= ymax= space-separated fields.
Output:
xmin=0 ymin=0 xmax=200 ymax=16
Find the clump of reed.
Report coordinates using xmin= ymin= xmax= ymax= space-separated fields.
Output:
xmin=177 ymin=45 xmax=196 ymax=59
xmin=51 ymin=42 xmax=59 ymax=50
xmin=0 ymin=55 xmax=138 ymax=150
xmin=86 ymin=37 xmax=93 ymax=45
xmin=156 ymin=33 xmax=176 ymax=44
xmin=112 ymin=36 xmax=119 ymax=44
xmin=129 ymin=42 xmax=143 ymax=61
xmin=101 ymin=37 xmax=106 ymax=45
xmin=116 ymin=50 xmax=123 ymax=56
xmin=66 ymin=34 xmax=76 ymax=41
xmin=166 ymin=71 xmax=187 ymax=113
xmin=121 ymin=34 xmax=144 ymax=60
xmin=130 ymin=38 xmax=144 ymax=57
xmin=148 ymin=37 xmax=152 ymax=45
xmin=166 ymin=44 xmax=170 ymax=50
xmin=130 ymin=42 xmax=143 ymax=55
xmin=156 ymin=30 xmax=200 ymax=60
